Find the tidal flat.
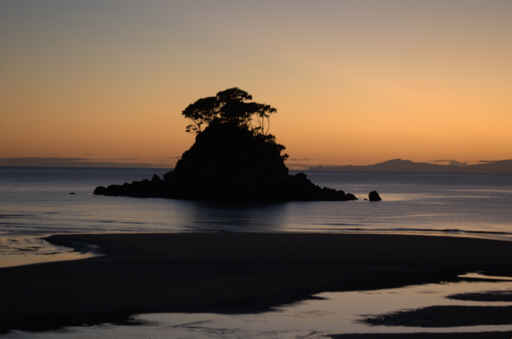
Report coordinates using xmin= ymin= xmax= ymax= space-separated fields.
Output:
xmin=2 ymin=233 xmax=512 ymax=336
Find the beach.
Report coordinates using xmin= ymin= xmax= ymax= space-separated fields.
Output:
xmin=4 ymin=1 xmax=512 ymax=337
xmin=2 ymin=232 xmax=512 ymax=336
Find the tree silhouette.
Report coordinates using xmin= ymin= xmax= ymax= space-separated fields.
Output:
xmin=182 ymin=87 xmax=277 ymax=134
xmin=94 ymin=87 xmax=358 ymax=201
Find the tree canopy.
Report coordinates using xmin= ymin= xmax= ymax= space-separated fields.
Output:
xmin=182 ymin=87 xmax=277 ymax=134
xmin=95 ymin=87 xmax=357 ymax=201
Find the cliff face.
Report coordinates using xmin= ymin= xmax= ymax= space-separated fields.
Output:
xmin=94 ymin=123 xmax=357 ymax=201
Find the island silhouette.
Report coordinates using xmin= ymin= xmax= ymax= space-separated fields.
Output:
xmin=94 ymin=88 xmax=357 ymax=201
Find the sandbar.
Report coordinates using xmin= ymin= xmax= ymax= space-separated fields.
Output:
xmin=1 ymin=233 xmax=512 ymax=334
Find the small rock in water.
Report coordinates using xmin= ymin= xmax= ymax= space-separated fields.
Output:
xmin=345 ymin=193 xmax=358 ymax=201
xmin=368 ymin=191 xmax=381 ymax=202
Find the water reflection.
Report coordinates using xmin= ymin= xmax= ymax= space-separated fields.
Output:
xmin=0 ymin=236 xmax=95 ymax=268
xmin=3 ymin=168 xmax=512 ymax=267
xmin=181 ymin=200 xmax=292 ymax=232
xmin=6 ymin=275 xmax=512 ymax=338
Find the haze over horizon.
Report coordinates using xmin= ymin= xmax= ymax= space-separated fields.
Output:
xmin=3 ymin=1 xmax=512 ymax=167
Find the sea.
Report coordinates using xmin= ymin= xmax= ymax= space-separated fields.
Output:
xmin=3 ymin=166 xmax=512 ymax=338
xmin=2 ymin=166 xmax=512 ymax=263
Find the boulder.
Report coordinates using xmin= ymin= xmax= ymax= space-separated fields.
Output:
xmin=345 ymin=193 xmax=358 ymax=201
xmin=368 ymin=191 xmax=382 ymax=202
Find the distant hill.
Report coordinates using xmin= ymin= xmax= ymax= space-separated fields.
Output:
xmin=308 ymin=159 xmax=512 ymax=174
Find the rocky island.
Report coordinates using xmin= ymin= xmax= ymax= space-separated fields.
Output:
xmin=94 ymin=88 xmax=357 ymax=201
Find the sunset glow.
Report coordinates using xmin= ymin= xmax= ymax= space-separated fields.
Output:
xmin=2 ymin=1 xmax=511 ymax=167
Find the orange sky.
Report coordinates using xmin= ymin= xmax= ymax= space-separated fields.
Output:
xmin=2 ymin=1 xmax=511 ymax=167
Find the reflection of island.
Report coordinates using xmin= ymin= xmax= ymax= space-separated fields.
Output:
xmin=95 ymin=88 xmax=357 ymax=201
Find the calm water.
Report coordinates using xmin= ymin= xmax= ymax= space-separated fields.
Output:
xmin=3 ymin=167 xmax=512 ymax=338
xmin=2 ymin=167 xmax=512 ymax=266
xmin=6 ymin=275 xmax=512 ymax=338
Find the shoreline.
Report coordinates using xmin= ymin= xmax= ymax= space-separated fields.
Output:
xmin=0 ymin=234 xmax=99 ymax=269
xmin=2 ymin=229 xmax=511 ymax=270
xmin=2 ymin=232 xmax=512 ymax=334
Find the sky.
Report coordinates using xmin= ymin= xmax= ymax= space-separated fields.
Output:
xmin=2 ymin=0 xmax=511 ymax=167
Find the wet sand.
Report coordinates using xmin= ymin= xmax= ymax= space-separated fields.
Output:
xmin=365 ymin=305 xmax=512 ymax=327
xmin=449 ymin=290 xmax=512 ymax=301
xmin=331 ymin=332 xmax=512 ymax=339
xmin=2 ymin=233 xmax=512 ymax=334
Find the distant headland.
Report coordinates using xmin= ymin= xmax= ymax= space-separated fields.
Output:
xmin=308 ymin=158 xmax=512 ymax=174
xmin=94 ymin=88 xmax=357 ymax=201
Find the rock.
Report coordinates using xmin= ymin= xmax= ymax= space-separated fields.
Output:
xmin=369 ymin=191 xmax=382 ymax=202
xmin=93 ymin=186 xmax=107 ymax=195
xmin=345 ymin=193 xmax=358 ymax=201
xmin=94 ymin=122 xmax=357 ymax=202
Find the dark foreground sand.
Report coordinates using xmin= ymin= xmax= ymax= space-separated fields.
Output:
xmin=2 ymin=233 xmax=512 ymax=336
xmin=332 ymin=332 xmax=512 ymax=339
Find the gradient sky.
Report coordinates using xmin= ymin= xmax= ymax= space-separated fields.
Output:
xmin=2 ymin=0 xmax=511 ymax=167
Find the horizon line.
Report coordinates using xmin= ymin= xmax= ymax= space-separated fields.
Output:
xmin=1 ymin=157 xmax=511 ymax=171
